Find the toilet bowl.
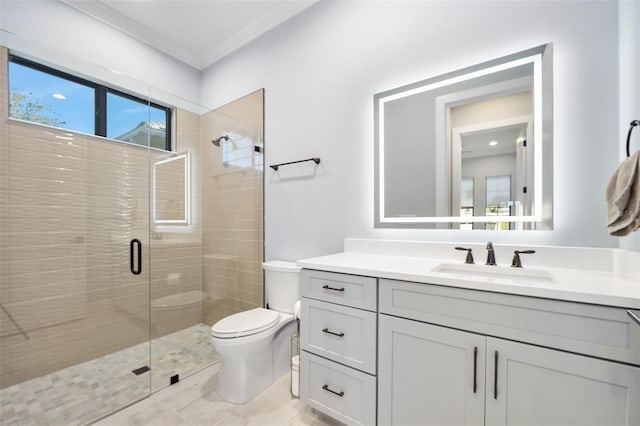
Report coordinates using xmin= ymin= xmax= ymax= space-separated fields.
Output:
xmin=210 ymin=260 xmax=300 ymax=404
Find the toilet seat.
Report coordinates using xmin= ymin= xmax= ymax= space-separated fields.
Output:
xmin=211 ymin=307 xmax=280 ymax=339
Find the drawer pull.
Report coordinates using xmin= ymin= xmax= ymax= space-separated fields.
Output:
xmin=322 ymin=284 xmax=345 ymax=292
xmin=628 ymin=310 xmax=640 ymax=326
xmin=473 ymin=346 xmax=478 ymax=394
xmin=322 ymin=328 xmax=345 ymax=337
xmin=322 ymin=384 xmax=345 ymax=397
xmin=494 ymin=350 xmax=499 ymax=400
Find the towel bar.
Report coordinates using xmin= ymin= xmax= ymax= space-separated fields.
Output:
xmin=627 ymin=120 xmax=640 ymax=157
xmin=270 ymin=157 xmax=320 ymax=171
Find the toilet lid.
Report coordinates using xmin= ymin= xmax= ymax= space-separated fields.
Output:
xmin=211 ymin=308 xmax=280 ymax=338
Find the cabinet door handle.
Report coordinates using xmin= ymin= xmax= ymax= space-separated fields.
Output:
xmin=322 ymin=328 xmax=345 ymax=337
xmin=322 ymin=384 xmax=344 ymax=397
xmin=473 ymin=346 xmax=478 ymax=394
xmin=322 ymin=284 xmax=345 ymax=292
xmin=493 ymin=350 xmax=499 ymax=400
xmin=628 ymin=310 xmax=640 ymax=326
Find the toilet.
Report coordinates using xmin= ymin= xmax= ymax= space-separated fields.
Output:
xmin=210 ymin=260 xmax=300 ymax=404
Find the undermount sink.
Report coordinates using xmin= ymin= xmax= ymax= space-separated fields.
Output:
xmin=431 ymin=262 xmax=556 ymax=285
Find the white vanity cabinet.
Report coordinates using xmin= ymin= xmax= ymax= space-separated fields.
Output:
xmin=378 ymin=278 xmax=640 ymax=426
xmin=299 ymin=269 xmax=378 ymax=426
xmin=378 ymin=314 xmax=486 ymax=426
xmin=484 ymin=337 xmax=639 ymax=426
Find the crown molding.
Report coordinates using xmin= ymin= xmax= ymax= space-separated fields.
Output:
xmin=199 ymin=1 xmax=317 ymax=69
xmin=59 ymin=0 xmax=318 ymax=70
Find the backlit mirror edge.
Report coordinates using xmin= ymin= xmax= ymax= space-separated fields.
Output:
xmin=374 ymin=43 xmax=553 ymax=230
xmin=152 ymin=151 xmax=191 ymax=226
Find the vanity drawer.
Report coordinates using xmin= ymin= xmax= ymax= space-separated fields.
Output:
xmin=301 ymin=298 xmax=377 ymax=374
xmin=380 ymin=278 xmax=640 ymax=366
xmin=301 ymin=350 xmax=376 ymax=426
xmin=300 ymin=269 xmax=377 ymax=311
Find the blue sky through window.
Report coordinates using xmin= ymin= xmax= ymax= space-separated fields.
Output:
xmin=9 ymin=60 xmax=168 ymax=149
xmin=107 ymin=92 xmax=166 ymax=140
xmin=9 ymin=61 xmax=95 ymax=134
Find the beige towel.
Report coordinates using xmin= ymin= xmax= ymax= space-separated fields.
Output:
xmin=606 ymin=150 xmax=640 ymax=236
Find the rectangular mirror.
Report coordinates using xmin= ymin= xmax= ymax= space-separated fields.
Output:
xmin=374 ymin=44 xmax=553 ymax=230
xmin=153 ymin=151 xmax=190 ymax=225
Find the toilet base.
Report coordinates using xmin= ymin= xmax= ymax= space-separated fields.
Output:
xmin=218 ymin=342 xmax=273 ymax=404
xmin=215 ymin=318 xmax=295 ymax=404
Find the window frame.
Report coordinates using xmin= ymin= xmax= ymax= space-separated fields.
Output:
xmin=9 ymin=54 xmax=172 ymax=151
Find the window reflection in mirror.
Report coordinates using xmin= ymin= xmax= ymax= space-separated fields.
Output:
xmin=374 ymin=44 xmax=552 ymax=230
xmin=153 ymin=152 xmax=190 ymax=225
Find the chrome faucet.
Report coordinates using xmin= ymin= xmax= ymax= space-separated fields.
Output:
xmin=485 ymin=242 xmax=496 ymax=266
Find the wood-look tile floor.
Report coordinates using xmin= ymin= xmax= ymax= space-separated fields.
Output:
xmin=94 ymin=363 xmax=342 ymax=426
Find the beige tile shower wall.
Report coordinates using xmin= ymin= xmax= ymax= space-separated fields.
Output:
xmin=0 ymin=120 xmax=152 ymax=389
xmin=200 ymin=90 xmax=264 ymax=327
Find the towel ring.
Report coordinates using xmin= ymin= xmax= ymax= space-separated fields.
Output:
xmin=627 ymin=120 xmax=640 ymax=157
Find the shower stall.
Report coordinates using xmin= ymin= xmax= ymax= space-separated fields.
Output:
xmin=0 ymin=33 xmax=264 ymax=425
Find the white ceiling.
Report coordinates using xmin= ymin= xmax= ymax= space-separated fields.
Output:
xmin=60 ymin=0 xmax=318 ymax=70
xmin=461 ymin=125 xmax=525 ymax=160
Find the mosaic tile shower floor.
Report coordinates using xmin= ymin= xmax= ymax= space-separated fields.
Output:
xmin=0 ymin=324 xmax=220 ymax=426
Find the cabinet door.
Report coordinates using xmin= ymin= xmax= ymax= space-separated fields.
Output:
xmin=486 ymin=337 xmax=640 ymax=426
xmin=378 ymin=314 xmax=485 ymax=426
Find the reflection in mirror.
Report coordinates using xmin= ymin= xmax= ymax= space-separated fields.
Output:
xmin=374 ymin=44 xmax=552 ymax=230
xmin=153 ymin=152 xmax=190 ymax=225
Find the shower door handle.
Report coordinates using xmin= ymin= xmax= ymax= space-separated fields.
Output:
xmin=130 ymin=239 xmax=142 ymax=275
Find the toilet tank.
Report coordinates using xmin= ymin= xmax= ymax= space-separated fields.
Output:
xmin=263 ymin=261 xmax=301 ymax=313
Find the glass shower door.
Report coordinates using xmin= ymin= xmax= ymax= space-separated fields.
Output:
xmin=146 ymin=90 xmax=265 ymax=392
xmin=0 ymin=39 xmax=153 ymax=425
xmin=147 ymin=91 xmax=214 ymax=392
xmin=83 ymin=108 xmax=153 ymax=402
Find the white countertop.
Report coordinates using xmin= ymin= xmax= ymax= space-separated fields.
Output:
xmin=297 ymin=251 xmax=640 ymax=309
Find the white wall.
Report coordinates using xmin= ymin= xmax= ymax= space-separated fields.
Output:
xmin=200 ymin=0 xmax=628 ymax=260
xmin=2 ymin=0 xmax=635 ymax=258
xmin=618 ymin=0 xmax=640 ymax=252
xmin=0 ymin=0 xmax=201 ymax=110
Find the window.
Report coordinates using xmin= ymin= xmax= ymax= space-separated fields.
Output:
xmin=8 ymin=55 xmax=171 ymax=151
xmin=8 ymin=59 xmax=95 ymax=133
xmin=460 ymin=178 xmax=474 ymax=230
xmin=107 ymin=92 xmax=169 ymax=150
xmin=485 ymin=175 xmax=512 ymax=230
